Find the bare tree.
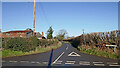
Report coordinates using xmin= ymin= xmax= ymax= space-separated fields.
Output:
xmin=56 ymin=29 xmax=68 ymax=41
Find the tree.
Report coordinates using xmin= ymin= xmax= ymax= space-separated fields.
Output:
xmin=47 ymin=26 xmax=54 ymax=39
xmin=56 ymin=29 xmax=68 ymax=41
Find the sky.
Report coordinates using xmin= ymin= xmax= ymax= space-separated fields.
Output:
xmin=2 ymin=2 xmax=118 ymax=37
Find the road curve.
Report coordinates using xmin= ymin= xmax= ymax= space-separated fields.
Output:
xmin=2 ymin=42 xmax=120 ymax=68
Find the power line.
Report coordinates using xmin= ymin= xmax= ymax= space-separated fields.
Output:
xmin=39 ymin=2 xmax=51 ymax=26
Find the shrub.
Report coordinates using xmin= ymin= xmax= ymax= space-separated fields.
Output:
xmin=2 ymin=37 xmax=59 ymax=52
xmin=38 ymin=39 xmax=58 ymax=47
xmin=2 ymin=37 xmax=39 ymax=52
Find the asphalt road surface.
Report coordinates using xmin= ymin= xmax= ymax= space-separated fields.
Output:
xmin=2 ymin=42 xmax=120 ymax=68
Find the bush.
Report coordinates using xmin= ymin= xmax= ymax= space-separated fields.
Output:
xmin=2 ymin=37 xmax=59 ymax=52
xmin=38 ymin=39 xmax=58 ymax=47
xmin=2 ymin=37 xmax=39 ymax=52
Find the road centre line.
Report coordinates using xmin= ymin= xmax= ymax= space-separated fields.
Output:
xmin=66 ymin=47 xmax=68 ymax=50
xmin=52 ymin=52 xmax=65 ymax=64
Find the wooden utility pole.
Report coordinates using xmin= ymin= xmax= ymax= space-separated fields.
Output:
xmin=33 ymin=0 xmax=35 ymax=36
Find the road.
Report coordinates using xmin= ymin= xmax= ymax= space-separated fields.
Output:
xmin=2 ymin=42 xmax=120 ymax=68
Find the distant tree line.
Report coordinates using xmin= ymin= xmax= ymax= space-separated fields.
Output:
xmin=46 ymin=26 xmax=68 ymax=41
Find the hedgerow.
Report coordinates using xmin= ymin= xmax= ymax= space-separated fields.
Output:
xmin=2 ymin=37 xmax=58 ymax=52
xmin=67 ymin=30 xmax=120 ymax=59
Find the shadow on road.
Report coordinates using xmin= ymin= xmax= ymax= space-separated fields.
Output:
xmin=47 ymin=49 xmax=53 ymax=68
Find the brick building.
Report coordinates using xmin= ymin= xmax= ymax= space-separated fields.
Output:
xmin=1 ymin=28 xmax=33 ymax=38
xmin=35 ymin=32 xmax=45 ymax=39
xmin=1 ymin=28 xmax=45 ymax=39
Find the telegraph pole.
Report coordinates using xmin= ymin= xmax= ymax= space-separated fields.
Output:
xmin=33 ymin=0 xmax=35 ymax=36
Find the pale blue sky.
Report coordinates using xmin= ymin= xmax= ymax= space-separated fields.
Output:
xmin=2 ymin=2 xmax=118 ymax=37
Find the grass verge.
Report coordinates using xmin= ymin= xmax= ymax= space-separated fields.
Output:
xmin=78 ymin=46 xmax=120 ymax=59
xmin=2 ymin=42 xmax=62 ymax=58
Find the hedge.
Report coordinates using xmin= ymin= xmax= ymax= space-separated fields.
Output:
xmin=2 ymin=37 xmax=59 ymax=52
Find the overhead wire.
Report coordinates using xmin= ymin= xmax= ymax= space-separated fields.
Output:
xmin=39 ymin=2 xmax=51 ymax=26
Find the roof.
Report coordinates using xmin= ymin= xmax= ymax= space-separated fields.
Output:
xmin=4 ymin=30 xmax=31 ymax=33
xmin=35 ymin=32 xmax=42 ymax=37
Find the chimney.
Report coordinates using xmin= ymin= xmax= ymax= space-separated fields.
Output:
xmin=42 ymin=32 xmax=43 ymax=37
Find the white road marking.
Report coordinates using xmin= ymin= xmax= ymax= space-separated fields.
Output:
xmin=65 ymin=63 xmax=74 ymax=64
xmin=55 ymin=62 xmax=62 ymax=64
xmin=31 ymin=61 xmax=36 ymax=63
xmin=66 ymin=61 xmax=75 ymax=62
xmin=107 ymin=62 xmax=120 ymax=66
xmin=36 ymin=62 xmax=40 ymax=64
xmin=107 ymin=62 xmax=118 ymax=64
xmin=93 ymin=62 xmax=103 ymax=64
xmin=68 ymin=52 xmax=80 ymax=56
xmin=20 ymin=61 xmax=29 ymax=63
xmin=79 ymin=61 xmax=90 ymax=63
xmin=57 ymin=61 xmax=62 ymax=62
xmin=79 ymin=61 xmax=90 ymax=65
xmin=109 ymin=64 xmax=120 ymax=66
xmin=66 ymin=47 xmax=68 ymax=50
xmin=52 ymin=52 xmax=64 ymax=64
xmin=93 ymin=61 xmax=104 ymax=66
xmin=80 ymin=63 xmax=90 ymax=65
xmin=65 ymin=61 xmax=75 ymax=64
xmin=42 ymin=62 xmax=48 ymax=64
xmin=3 ymin=60 xmax=41 ymax=64
xmin=9 ymin=61 xmax=17 ymax=63
xmin=54 ymin=61 xmax=62 ymax=64
xmin=94 ymin=64 xmax=105 ymax=66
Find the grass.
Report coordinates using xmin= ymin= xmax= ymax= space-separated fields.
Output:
xmin=2 ymin=43 xmax=62 ymax=58
xmin=78 ymin=46 xmax=120 ymax=59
